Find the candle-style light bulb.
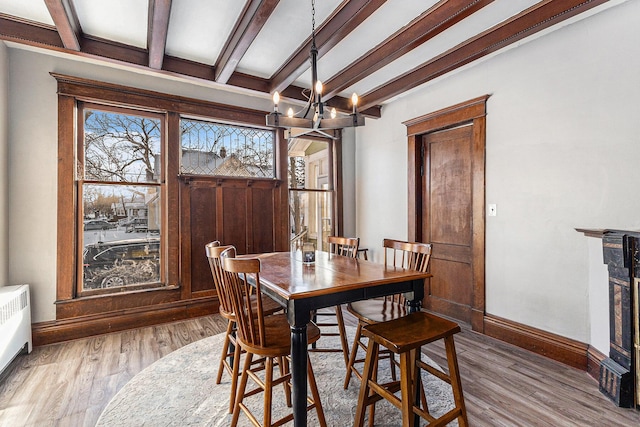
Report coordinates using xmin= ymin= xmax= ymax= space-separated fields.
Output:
xmin=287 ymin=108 xmax=294 ymax=118
xmin=272 ymin=91 xmax=280 ymax=112
xmin=330 ymin=107 xmax=337 ymax=119
xmin=315 ymin=80 xmax=323 ymax=95
xmin=351 ymin=93 xmax=358 ymax=114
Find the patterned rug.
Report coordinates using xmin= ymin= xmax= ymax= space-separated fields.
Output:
xmin=97 ymin=326 xmax=456 ymax=426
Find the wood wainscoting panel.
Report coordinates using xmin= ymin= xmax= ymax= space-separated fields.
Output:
xmin=484 ymin=314 xmax=589 ymax=370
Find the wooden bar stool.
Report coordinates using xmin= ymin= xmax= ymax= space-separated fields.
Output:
xmin=354 ymin=311 xmax=468 ymax=427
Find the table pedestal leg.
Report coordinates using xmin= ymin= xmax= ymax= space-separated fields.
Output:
xmin=408 ymin=281 xmax=422 ymax=425
xmin=291 ymin=325 xmax=308 ymax=426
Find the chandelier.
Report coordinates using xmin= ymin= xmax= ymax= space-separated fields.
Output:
xmin=265 ymin=0 xmax=364 ymax=138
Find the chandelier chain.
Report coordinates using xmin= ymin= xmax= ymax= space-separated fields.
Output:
xmin=311 ymin=0 xmax=316 ymax=42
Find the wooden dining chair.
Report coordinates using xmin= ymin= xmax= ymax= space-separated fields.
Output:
xmin=344 ymin=239 xmax=432 ymax=390
xmin=310 ymin=236 xmax=359 ymax=364
xmin=205 ymin=241 xmax=282 ymax=414
xmin=354 ymin=311 xmax=468 ymax=427
xmin=220 ymin=248 xmax=327 ymax=427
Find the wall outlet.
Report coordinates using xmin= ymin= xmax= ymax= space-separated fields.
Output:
xmin=488 ymin=204 xmax=497 ymax=216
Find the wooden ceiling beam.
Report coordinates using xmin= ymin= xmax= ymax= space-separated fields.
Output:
xmin=44 ymin=0 xmax=81 ymax=51
xmin=0 ymin=13 xmax=64 ymax=48
xmin=269 ymin=0 xmax=386 ymax=94
xmin=0 ymin=14 xmax=378 ymax=117
xmin=359 ymin=0 xmax=610 ymax=111
xmin=148 ymin=0 xmax=172 ymax=70
xmin=215 ymin=0 xmax=280 ymax=84
xmin=323 ymin=0 xmax=494 ymax=100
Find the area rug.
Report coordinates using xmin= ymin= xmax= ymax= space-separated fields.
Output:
xmin=97 ymin=326 xmax=456 ymax=426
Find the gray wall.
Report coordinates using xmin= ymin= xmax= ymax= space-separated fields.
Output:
xmin=0 ymin=42 xmax=8 ymax=286
xmin=354 ymin=1 xmax=639 ymax=352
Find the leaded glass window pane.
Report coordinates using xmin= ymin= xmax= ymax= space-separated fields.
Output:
xmin=180 ymin=118 xmax=274 ymax=178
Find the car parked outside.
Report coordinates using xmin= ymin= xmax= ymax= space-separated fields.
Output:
xmin=83 ymin=237 xmax=160 ymax=289
xmin=84 ymin=220 xmax=116 ymax=230
xmin=125 ymin=218 xmax=148 ymax=233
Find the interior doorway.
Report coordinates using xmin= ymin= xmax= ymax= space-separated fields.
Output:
xmin=404 ymin=96 xmax=489 ymax=332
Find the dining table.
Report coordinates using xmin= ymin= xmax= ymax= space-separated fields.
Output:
xmin=250 ymin=250 xmax=431 ymax=427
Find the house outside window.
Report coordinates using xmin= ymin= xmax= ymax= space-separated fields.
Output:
xmin=78 ymin=104 xmax=165 ymax=295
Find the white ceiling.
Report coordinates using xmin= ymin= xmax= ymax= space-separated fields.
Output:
xmin=0 ymin=0 xmax=629 ymax=111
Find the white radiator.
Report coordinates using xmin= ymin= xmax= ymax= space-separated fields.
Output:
xmin=0 ymin=284 xmax=32 ymax=375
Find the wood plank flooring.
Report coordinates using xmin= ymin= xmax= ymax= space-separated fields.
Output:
xmin=1 ymin=313 xmax=639 ymax=426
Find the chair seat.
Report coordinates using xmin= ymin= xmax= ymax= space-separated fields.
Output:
xmin=362 ymin=311 xmax=461 ymax=353
xmin=347 ymin=299 xmax=408 ymax=324
xmin=237 ymin=313 xmax=321 ymax=357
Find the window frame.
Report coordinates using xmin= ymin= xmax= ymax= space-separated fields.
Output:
xmin=54 ymin=73 xmax=287 ymax=321
xmin=288 ymin=135 xmax=338 ymax=251
xmin=76 ymin=102 xmax=167 ymax=297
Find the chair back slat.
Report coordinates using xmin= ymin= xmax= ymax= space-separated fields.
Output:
xmin=220 ymin=248 xmax=267 ymax=347
xmin=205 ymin=241 xmax=237 ymax=316
xmin=382 ymin=239 xmax=432 ymax=304
xmin=328 ymin=236 xmax=359 ymax=258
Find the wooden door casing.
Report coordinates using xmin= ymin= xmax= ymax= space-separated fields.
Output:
xmin=180 ymin=177 xmax=288 ymax=297
xmin=405 ymin=96 xmax=488 ymax=332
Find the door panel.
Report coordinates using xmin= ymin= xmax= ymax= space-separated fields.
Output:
xmin=429 ymin=129 xmax=472 ymax=246
xmin=422 ymin=125 xmax=475 ymax=324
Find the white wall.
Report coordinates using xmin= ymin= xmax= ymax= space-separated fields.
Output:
xmin=0 ymin=42 xmax=8 ymax=286
xmin=341 ymin=127 xmax=356 ymax=238
xmin=586 ymin=236 xmax=610 ymax=354
xmin=6 ymin=47 xmax=275 ymax=322
xmin=355 ymin=1 xmax=640 ymax=344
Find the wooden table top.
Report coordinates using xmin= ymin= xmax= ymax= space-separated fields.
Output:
xmin=251 ymin=251 xmax=431 ymax=301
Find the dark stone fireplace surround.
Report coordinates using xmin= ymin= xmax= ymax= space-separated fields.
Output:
xmin=599 ymin=230 xmax=640 ymax=408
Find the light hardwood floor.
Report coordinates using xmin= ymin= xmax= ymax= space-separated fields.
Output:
xmin=0 ymin=313 xmax=638 ymax=426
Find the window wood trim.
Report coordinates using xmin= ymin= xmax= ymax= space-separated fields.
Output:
xmin=54 ymin=73 xmax=282 ymax=319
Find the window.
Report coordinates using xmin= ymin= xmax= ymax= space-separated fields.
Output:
xmin=78 ymin=104 xmax=165 ymax=295
xmin=288 ymin=137 xmax=334 ymax=252
xmin=180 ymin=118 xmax=275 ymax=178
xmin=54 ymin=75 xmax=307 ymax=333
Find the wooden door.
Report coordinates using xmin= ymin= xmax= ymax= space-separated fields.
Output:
xmin=405 ymin=95 xmax=488 ymax=332
xmin=422 ymin=125 xmax=475 ymax=324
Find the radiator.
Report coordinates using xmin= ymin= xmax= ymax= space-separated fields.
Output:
xmin=0 ymin=284 xmax=32 ymax=375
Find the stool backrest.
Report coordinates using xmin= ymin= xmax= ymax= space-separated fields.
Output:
xmin=220 ymin=248 xmax=267 ymax=347
xmin=205 ymin=241 xmax=237 ymax=317
xmin=328 ymin=236 xmax=359 ymax=258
